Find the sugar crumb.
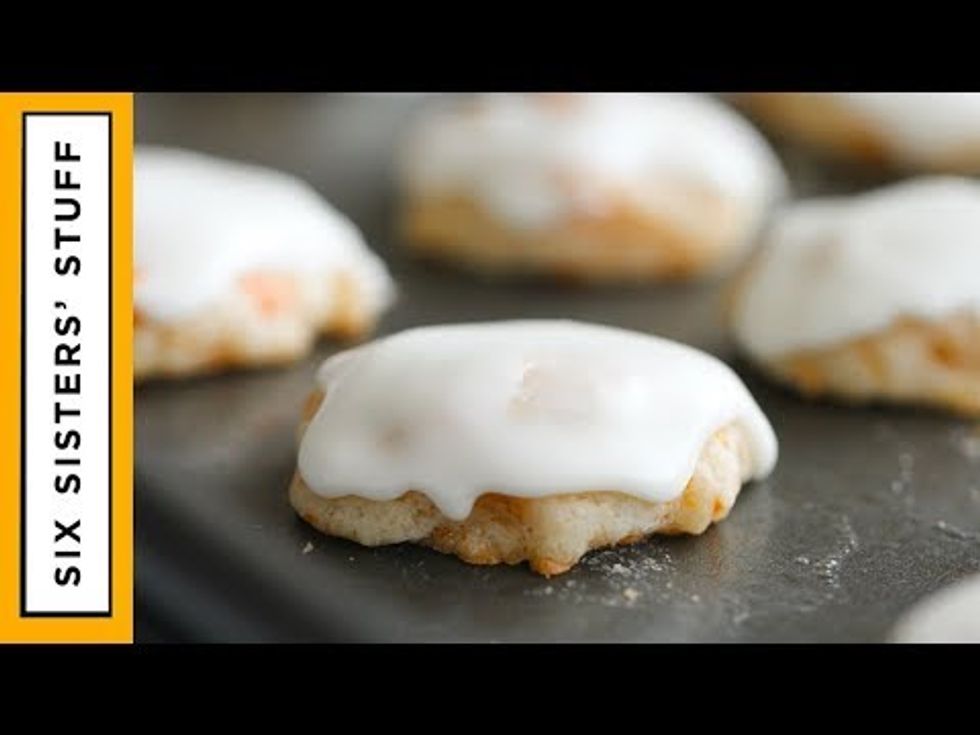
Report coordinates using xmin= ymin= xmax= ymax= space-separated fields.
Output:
xmin=951 ymin=426 xmax=980 ymax=461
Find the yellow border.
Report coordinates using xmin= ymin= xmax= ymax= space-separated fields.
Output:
xmin=0 ymin=93 xmax=132 ymax=643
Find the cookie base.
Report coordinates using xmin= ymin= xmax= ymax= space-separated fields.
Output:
xmin=290 ymin=424 xmax=754 ymax=576
xmin=763 ymin=312 xmax=980 ymax=416
xmin=741 ymin=93 xmax=980 ymax=173
xmin=401 ymin=192 xmax=752 ymax=283
xmin=135 ymin=271 xmax=380 ymax=381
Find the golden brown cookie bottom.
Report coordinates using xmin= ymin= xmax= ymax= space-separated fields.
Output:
xmin=290 ymin=421 xmax=754 ymax=576
xmin=763 ymin=312 xmax=980 ymax=416
xmin=401 ymin=191 xmax=753 ymax=283
xmin=740 ymin=93 xmax=980 ymax=173
xmin=135 ymin=271 xmax=379 ymax=381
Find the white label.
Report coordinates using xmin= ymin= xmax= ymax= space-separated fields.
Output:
xmin=22 ymin=113 xmax=112 ymax=616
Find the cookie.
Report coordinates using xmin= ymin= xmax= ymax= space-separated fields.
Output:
xmin=741 ymin=93 xmax=980 ymax=172
xmin=891 ymin=573 xmax=980 ymax=643
xmin=400 ymin=94 xmax=786 ymax=282
xmin=291 ymin=320 xmax=778 ymax=575
xmin=731 ymin=177 xmax=980 ymax=415
xmin=135 ymin=147 xmax=395 ymax=380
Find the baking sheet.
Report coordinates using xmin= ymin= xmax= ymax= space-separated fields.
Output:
xmin=134 ymin=94 xmax=980 ymax=642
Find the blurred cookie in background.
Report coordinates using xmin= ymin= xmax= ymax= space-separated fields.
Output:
xmin=135 ymin=147 xmax=395 ymax=381
xmin=892 ymin=573 xmax=980 ymax=643
xmin=741 ymin=93 xmax=980 ymax=173
xmin=731 ymin=177 xmax=980 ymax=416
xmin=399 ymin=93 xmax=787 ymax=283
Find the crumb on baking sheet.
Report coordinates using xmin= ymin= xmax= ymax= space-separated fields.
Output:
xmin=521 ymin=547 xmax=678 ymax=608
xmin=951 ymin=425 xmax=980 ymax=462
xmin=934 ymin=520 xmax=980 ymax=542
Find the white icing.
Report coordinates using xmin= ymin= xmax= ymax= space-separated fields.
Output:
xmin=402 ymin=93 xmax=786 ymax=231
xmin=135 ymin=146 xmax=395 ymax=320
xmin=892 ymin=573 xmax=980 ymax=643
xmin=732 ymin=177 xmax=980 ymax=358
xmin=826 ymin=93 xmax=980 ymax=163
xmin=298 ymin=320 xmax=778 ymax=520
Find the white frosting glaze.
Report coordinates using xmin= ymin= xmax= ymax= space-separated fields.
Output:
xmin=298 ymin=320 xmax=778 ymax=520
xmin=892 ymin=573 xmax=980 ymax=643
xmin=135 ymin=146 xmax=395 ymax=320
xmin=826 ymin=93 xmax=980 ymax=163
xmin=402 ymin=93 xmax=786 ymax=231
xmin=732 ymin=177 xmax=980 ymax=358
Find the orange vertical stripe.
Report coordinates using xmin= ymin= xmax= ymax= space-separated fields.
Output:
xmin=0 ymin=93 xmax=133 ymax=643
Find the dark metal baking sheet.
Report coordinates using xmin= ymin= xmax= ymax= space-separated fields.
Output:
xmin=134 ymin=94 xmax=980 ymax=642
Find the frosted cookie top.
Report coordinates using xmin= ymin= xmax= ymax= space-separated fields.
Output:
xmin=298 ymin=320 xmax=778 ymax=520
xmin=401 ymin=93 xmax=786 ymax=230
xmin=825 ymin=93 xmax=980 ymax=163
xmin=135 ymin=146 xmax=395 ymax=320
xmin=732 ymin=177 xmax=980 ymax=359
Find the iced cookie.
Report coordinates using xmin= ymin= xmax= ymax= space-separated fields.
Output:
xmin=892 ymin=573 xmax=980 ymax=643
xmin=135 ymin=147 xmax=395 ymax=380
xmin=731 ymin=177 xmax=980 ymax=415
xmin=290 ymin=320 xmax=778 ymax=576
xmin=741 ymin=93 xmax=980 ymax=172
xmin=400 ymin=94 xmax=786 ymax=282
